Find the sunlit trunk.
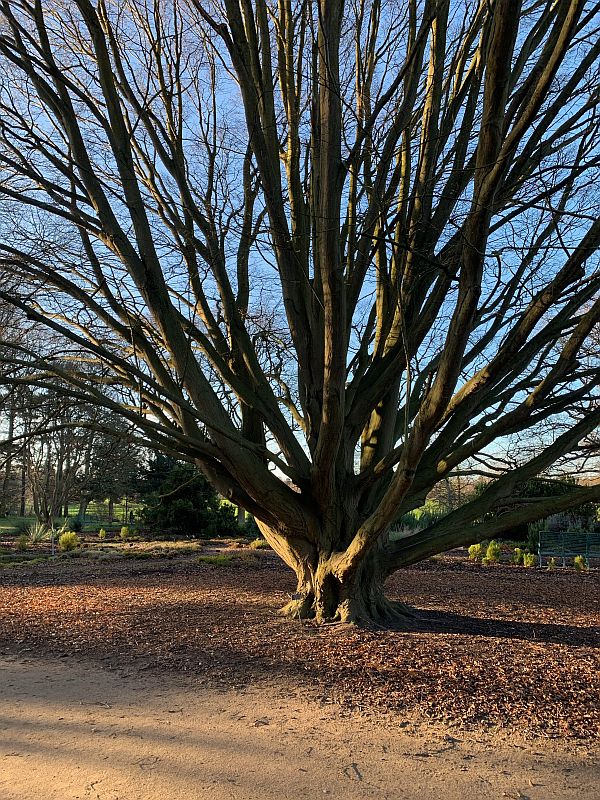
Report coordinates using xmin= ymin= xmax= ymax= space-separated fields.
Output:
xmin=260 ymin=521 xmax=413 ymax=627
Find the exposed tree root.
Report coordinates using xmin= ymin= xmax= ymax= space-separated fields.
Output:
xmin=279 ymin=593 xmax=315 ymax=621
xmin=334 ymin=595 xmax=417 ymax=629
xmin=279 ymin=591 xmax=417 ymax=630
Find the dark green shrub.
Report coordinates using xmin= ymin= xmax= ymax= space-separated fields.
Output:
xmin=395 ymin=509 xmax=446 ymax=531
xmin=66 ymin=516 xmax=84 ymax=533
xmin=201 ymin=504 xmax=239 ymax=537
xmin=241 ymin=515 xmax=260 ymax=538
xmin=140 ymin=459 xmax=238 ymax=537
xmin=526 ymin=520 xmax=545 ymax=553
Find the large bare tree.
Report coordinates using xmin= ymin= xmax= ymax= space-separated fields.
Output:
xmin=0 ymin=0 xmax=599 ymax=624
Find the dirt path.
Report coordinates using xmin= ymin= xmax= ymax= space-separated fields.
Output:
xmin=1 ymin=655 xmax=598 ymax=800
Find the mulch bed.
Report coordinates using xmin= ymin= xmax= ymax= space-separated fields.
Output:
xmin=0 ymin=550 xmax=598 ymax=739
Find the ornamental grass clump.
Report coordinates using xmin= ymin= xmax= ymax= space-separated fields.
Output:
xmin=248 ymin=538 xmax=271 ymax=550
xmin=573 ymin=555 xmax=588 ymax=572
xmin=26 ymin=521 xmax=50 ymax=545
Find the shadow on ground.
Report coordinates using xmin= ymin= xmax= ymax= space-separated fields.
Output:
xmin=413 ymin=608 xmax=599 ymax=647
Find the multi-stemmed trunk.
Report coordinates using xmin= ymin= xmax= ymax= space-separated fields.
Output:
xmin=256 ymin=517 xmax=413 ymax=627
xmin=284 ymin=553 xmax=412 ymax=626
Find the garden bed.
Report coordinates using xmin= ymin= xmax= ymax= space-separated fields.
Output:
xmin=0 ymin=548 xmax=598 ymax=739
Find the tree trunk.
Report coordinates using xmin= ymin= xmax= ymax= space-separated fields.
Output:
xmin=0 ymin=400 xmax=15 ymax=515
xmin=237 ymin=505 xmax=246 ymax=527
xmin=292 ymin=562 xmax=414 ymax=628
xmin=19 ymin=457 xmax=26 ymax=517
xmin=258 ymin=521 xmax=413 ymax=627
xmin=284 ymin=557 xmax=413 ymax=626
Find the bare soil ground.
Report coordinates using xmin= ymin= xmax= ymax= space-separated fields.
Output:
xmin=0 ymin=547 xmax=599 ymax=799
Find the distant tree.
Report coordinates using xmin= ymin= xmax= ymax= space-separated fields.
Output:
xmin=0 ymin=340 xmax=143 ymax=521
xmin=0 ymin=2 xmax=599 ymax=623
xmin=139 ymin=457 xmax=237 ymax=537
xmin=0 ymin=300 xmax=31 ymax=515
xmin=426 ymin=475 xmax=478 ymax=514
xmin=0 ymin=390 xmax=17 ymax=514
xmin=76 ymin=423 xmax=143 ymax=520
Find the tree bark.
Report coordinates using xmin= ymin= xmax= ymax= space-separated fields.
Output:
xmin=260 ymin=521 xmax=414 ymax=627
xmin=0 ymin=399 xmax=15 ymax=515
xmin=283 ymin=557 xmax=414 ymax=626
xmin=19 ymin=457 xmax=26 ymax=517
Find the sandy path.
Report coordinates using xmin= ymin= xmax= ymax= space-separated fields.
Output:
xmin=0 ymin=655 xmax=598 ymax=800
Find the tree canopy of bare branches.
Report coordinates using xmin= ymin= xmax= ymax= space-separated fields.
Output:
xmin=0 ymin=0 xmax=599 ymax=624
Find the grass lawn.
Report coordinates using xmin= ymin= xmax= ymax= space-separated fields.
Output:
xmin=0 ymin=502 xmax=143 ymax=537
xmin=0 ymin=515 xmax=36 ymax=536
